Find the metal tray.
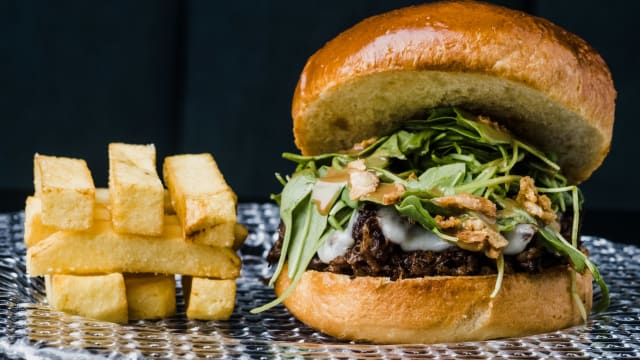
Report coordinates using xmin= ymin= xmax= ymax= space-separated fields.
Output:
xmin=0 ymin=204 xmax=639 ymax=359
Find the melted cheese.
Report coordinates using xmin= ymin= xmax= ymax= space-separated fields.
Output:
xmin=311 ymin=180 xmax=345 ymax=215
xmin=503 ymin=223 xmax=537 ymax=255
xmin=377 ymin=207 xmax=452 ymax=252
xmin=317 ymin=212 xmax=357 ymax=263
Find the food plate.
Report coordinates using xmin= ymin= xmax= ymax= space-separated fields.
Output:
xmin=0 ymin=204 xmax=639 ymax=359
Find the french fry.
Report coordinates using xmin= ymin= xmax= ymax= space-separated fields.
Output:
xmin=25 ymin=196 xmax=56 ymax=248
xmin=182 ymin=276 xmax=236 ymax=320
xmin=124 ymin=274 xmax=176 ymax=320
xmin=27 ymin=222 xmax=241 ymax=278
xmin=26 ymin=197 xmax=245 ymax=249
xmin=29 ymin=146 xmax=244 ymax=324
xmin=163 ymin=154 xmax=236 ymax=236
xmin=45 ymin=273 xmax=128 ymax=323
xmin=95 ymin=187 xmax=110 ymax=205
xmin=164 ymin=216 xmax=235 ymax=248
xmin=34 ymin=154 xmax=95 ymax=231
xmin=25 ymin=196 xmax=110 ymax=248
xmin=108 ymin=143 xmax=164 ymax=236
xmin=233 ymin=223 xmax=249 ymax=250
xmin=95 ymin=187 xmax=174 ymax=214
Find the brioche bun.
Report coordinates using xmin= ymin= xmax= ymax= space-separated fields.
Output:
xmin=276 ymin=264 xmax=592 ymax=344
xmin=292 ymin=1 xmax=615 ymax=183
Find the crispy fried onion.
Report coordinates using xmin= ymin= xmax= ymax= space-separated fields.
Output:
xmin=436 ymin=215 xmax=507 ymax=259
xmin=432 ymin=193 xmax=497 ymax=217
xmin=516 ymin=176 xmax=556 ymax=224
xmin=348 ymin=160 xmax=379 ymax=200
xmin=347 ymin=160 xmax=405 ymax=204
xmin=432 ymin=192 xmax=506 ymax=259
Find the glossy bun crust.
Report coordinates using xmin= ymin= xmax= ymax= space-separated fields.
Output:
xmin=292 ymin=1 xmax=615 ymax=183
xmin=276 ymin=265 xmax=592 ymax=344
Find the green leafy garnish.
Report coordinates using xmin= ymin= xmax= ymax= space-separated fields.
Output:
xmin=268 ymin=169 xmax=316 ymax=287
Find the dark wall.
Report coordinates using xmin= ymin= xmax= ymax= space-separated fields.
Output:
xmin=1 ymin=1 xmax=637 ymax=211
xmin=1 ymin=0 xmax=180 ymax=197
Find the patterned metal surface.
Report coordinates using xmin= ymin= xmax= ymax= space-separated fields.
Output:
xmin=0 ymin=204 xmax=639 ymax=359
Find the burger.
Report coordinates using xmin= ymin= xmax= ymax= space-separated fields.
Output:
xmin=253 ymin=1 xmax=614 ymax=344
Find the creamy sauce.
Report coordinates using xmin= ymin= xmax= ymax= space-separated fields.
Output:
xmin=503 ymin=223 xmax=537 ymax=255
xmin=361 ymin=183 xmax=405 ymax=205
xmin=311 ymin=180 xmax=345 ymax=215
xmin=312 ymin=168 xmax=349 ymax=215
xmin=320 ymin=168 xmax=349 ymax=183
xmin=377 ymin=207 xmax=452 ymax=252
xmin=317 ymin=212 xmax=358 ymax=263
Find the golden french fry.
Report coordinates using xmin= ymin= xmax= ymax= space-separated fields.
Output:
xmin=233 ymin=223 xmax=249 ymax=250
xmin=124 ymin=274 xmax=176 ymax=320
xmin=163 ymin=154 xmax=236 ymax=235
xmin=27 ymin=222 xmax=241 ymax=278
xmin=95 ymin=187 xmax=110 ymax=205
xmin=164 ymin=215 xmax=235 ymax=248
xmin=25 ymin=196 xmax=56 ymax=248
xmin=95 ymin=187 xmax=174 ymax=214
xmin=25 ymin=197 xmax=110 ymax=248
xmin=27 ymin=197 xmax=243 ymax=249
xmin=108 ymin=143 xmax=164 ymax=236
xmin=34 ymin=154 xmax=95 ymax=231
xmin=45 ymin=273 xmax=128 ymax=323
xmin=182 ymin=276 xmax=236 ymax=320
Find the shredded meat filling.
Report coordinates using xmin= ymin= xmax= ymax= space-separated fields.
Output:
xmin=269 ymin=204 xmax=576 ymax=279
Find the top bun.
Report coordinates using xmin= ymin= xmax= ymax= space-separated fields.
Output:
xmin=292 ymin=1 xmax=615 ymax=183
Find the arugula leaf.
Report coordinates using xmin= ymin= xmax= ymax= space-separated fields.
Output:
xmin=495 ymin=197 xmax=536 ymax=232
xmin=538 ymin=226 xmax=609 ymax=312
xmin=490 ymin=253 xmax=505 ymax=298
xmin=251 ymin=226 xmax=333 ymax=314
xmin=454 ymin=108 xmax=512 ymax=145
xmin=282 ymin=136 xmax=389 ymax=168
xmin=395 ymin=195 xmax=439 ymax=230
xmin=368 ymin=132 xmax=404 ymax=161
xmin=414 ymin=163 xmax=466 ymax=195
xmin=397 ymin=130 xmax=433 ymax=156
xmin=269 ymin=169 xmax=317 ymax=286
xmin=287 ymin=199 xmax=328 ymax=279
xmin=394 ymin=195 xmax=457 ymax=242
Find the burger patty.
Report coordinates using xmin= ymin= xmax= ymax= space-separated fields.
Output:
xmin=268 ymin=204 xmax=581 ymax=279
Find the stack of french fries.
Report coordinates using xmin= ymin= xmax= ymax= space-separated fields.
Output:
xmin=24 ymin=143 xmax=246 ymax=322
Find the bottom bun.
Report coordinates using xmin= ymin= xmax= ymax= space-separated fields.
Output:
xmin=275 ymin=264 xmax=592 ymax=344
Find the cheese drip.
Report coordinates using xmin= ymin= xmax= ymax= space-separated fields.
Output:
xmin=377 ymin=207 xmax=452 ymax=252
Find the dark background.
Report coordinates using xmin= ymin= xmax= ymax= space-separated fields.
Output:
xmin=2 ymin=1 xmax=638 ymax=242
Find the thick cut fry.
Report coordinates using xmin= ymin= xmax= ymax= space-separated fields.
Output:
xmin=34 ymin=154 xmax=95 ymax=231
xmin=124 ymin=274 xmax=176 ymax=320
xmin=163 ymin=154 xmax=236 ymax=235
xmin=95 ymin=187 xmax=174 ymax=214
xmin=164 ymin=215 xmax=235 ymax=248
xmin=233 ymin=223 xmax=249 ymax=250
xmin=26 ymin=197 xmax=245 ymax=249
xmin=182 ymin=276 xmax=236 ymax=320
xmin=27 ymin=222 xmax=241 ymax=278
xmin=25 ymin=197 xmax=55 ymax=248
xmin=95 ymin=187 xmax=110 ymax=205
xmin=25 ymin=197 xmax=110 ymax=247
xmin=108 ymin=143 xmax=164 ymax=236
xmin=45 ymin=273 xmax=128 ymax=323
